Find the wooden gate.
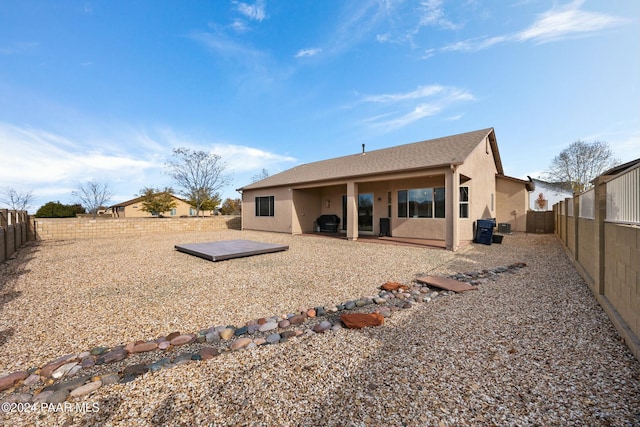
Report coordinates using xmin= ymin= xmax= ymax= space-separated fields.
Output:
xmin=526 ymin=211 xmax=555 ymax=233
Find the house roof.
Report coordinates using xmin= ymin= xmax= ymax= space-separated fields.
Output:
xmin=239 ymin=128 xmax=501 ymax=191
xmin=599 ymin=158 xmax=640 ymax=179
xmin=111 ymin=193 xmax=187 ymax=208
xmin=497 ymin=174 xmax=536 ymax=192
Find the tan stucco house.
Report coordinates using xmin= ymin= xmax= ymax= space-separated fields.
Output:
xmin=238 ymin=128 xmax=533 ymax=250
xmin=111 ymin=194 xmax=214 ymax=218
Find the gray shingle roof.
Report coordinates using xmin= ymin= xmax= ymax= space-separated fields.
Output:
xmin=239 ymin=128 xmax=498 ymax=190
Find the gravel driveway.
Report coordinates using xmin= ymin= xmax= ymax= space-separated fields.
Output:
xmin=1 ymin=230 xmax=639 ymax=426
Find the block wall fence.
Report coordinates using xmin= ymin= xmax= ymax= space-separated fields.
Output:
xmin=32 ymin=216 xmax=241 ymax=241
xmin=553 ymin=163 xmax=640 ymax=361
xmin=0 ymin=209 xmax=33 ymax=262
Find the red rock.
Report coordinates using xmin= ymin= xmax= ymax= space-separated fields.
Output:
xmin=289 ymin=314 xmax=306 ymax=325
xmin=257 ymin=318 xmax=268 ymax=325
xmin=170 ymin=334 xmax=196 ymax=346
xmin=381 ymin=281 xmax=409 ymax=291
xmin=0 ymin=371 xmax=28 ymax=391
xmin=340 ymin=313 xmax=385 ymax=329
xmin=306 ymin=309 xmax=316 ymax=318
xmin=130 ymin=341 xmax=158 ymax=353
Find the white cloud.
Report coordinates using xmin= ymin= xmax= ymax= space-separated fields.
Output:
xmin=517 ymin=0 xmax=625 ymax=43
xmin=359 ymin=85 xmax=475 ymax=131
xmin=424 ymin=0 xmax=626 ymax=57
xmin=235 ymin=0 xmax=267 ymax=22
xmin=362 ymin=85 xmax=446 ymax=103
xmin=418 ymin=0 xmax=461 ymax=30
xmin=0 ymin=123 xmax=297 ymax=207
xmin=294 ymin=48 xmax=322 ymax=58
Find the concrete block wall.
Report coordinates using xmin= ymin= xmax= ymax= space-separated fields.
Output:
xmin=604 ymin=223 xmax=640 ymax=341
xmin=553 ymin=178 xmax=640 ymax=361
xmin=34 ymin=216 xmax=242 ymax=240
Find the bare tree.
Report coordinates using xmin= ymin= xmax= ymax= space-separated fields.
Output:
xmin=72 ymin=181 xmax=113 ymax=219
xmin=251 ymin=168 xmax=270 ymax=183
xmin=544 ymin=140 xmax=619 ymax=194
xmin=165 ymin=147 xmax=230 ymax=217
xmin=0 ymin=187 xmax=35 ymax=211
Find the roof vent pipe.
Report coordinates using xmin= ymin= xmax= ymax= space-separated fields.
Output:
xmin=362 ymin=143 xmax=365 ymax=154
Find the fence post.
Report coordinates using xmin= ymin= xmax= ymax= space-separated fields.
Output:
xmin=0 ymin=209 xmax=7 ymax=228
xmin=593 ymin=177 xmax=607 ymax=295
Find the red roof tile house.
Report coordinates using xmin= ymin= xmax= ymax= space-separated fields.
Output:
xmin=238 ymin=128 xmax=533 ymax=250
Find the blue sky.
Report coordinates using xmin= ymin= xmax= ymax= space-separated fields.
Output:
xmin=1 ymin=0 xmax=638 ymax=211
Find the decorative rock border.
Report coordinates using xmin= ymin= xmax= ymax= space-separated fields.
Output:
xmin=0 ymin=263 xmax=527 ymax=407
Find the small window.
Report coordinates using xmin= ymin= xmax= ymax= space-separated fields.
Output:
xmin=171 ymin=208 xmax=177 ymax=216
xmin=398 ymin=190 xmax=408 ymax=218
xmin=434 ymin=187 xmax=446 ymax=218
xmin=460 ymin=187 xmax=469 ymax=218
xmin=255 ymin=196 xmax=275 ymax=217
xmin=189 ymin=208 xmax=196 ymax=216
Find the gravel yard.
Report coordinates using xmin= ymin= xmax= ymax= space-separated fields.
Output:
xmin=1 ymin=230 xmax=639 ymax=426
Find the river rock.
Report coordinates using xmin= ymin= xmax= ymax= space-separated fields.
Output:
xmin=278 ymin=319 xmax=290 ymax=328
xmin=313 ymin=321 xmax=332 ymax=333
xmin=0 ymin=371 xmax=28 ymax=391
xmin=69 ymin=380 xmax=102 ymax=398
xmin=102 ymin=348 xmax=128 ymax=364
xmin=266 ymin=333 xmax=281 ymax=344
xmin=170 ymin=334 xmax=196 ymax=346
xmin=219 ymin=328 xmax=235 ymax=340
xmin=289 ymin=314 xmax=306 ymax=325
xmin=130 ymin=341 xmax=158 ymax=353
xmin=199 ymin=347 xmax=220 ymax=360
xmin=41 ymin=354 xmax=77 ymax=378
xmin=230 ymin=337 xmax=253 ymax=351
xmin=258 ymin=322 xmax=278 ymax=332
xmin=52 ymin=362 xmax=78 ymax=379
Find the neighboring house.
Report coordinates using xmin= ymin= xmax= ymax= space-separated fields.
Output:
xmin=238 ymin=128 xmax=534 ymax=250
xmin=529 ymin=178 xmax=572 ymax=211
xmin=110 ymin=194 xmax=213 ymax=218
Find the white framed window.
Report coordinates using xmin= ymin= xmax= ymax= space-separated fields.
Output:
xmin=459 ymin=187 xmax=469 ymax=218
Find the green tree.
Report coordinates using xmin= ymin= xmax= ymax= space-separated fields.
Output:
xmin=35 ymin=201 xmax=85 ymax=218
xmin=219 ymin=198 xmax=242 ymax=215
xmin=544 ymin=140 xmax=619 ymax=194
xmin=138 ymin=187 xmax=177 ymax=217
xmin=189 ymin=191 xmax=221 ymax=216
xmin=165 ymin=147 xmax=230 ymax=217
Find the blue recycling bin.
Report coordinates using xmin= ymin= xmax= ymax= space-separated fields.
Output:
xmin=475 ymin=219 xmax=495 ymax=245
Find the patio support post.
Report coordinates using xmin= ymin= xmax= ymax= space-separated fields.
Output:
xmin=346 ymin=181 xmax=358 ymax=241
xmin=445 ymin=166 xmax=460 ymax=251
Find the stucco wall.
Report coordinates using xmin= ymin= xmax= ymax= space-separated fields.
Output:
xmin=604 ymin=222 xmax=640 ymax=343
xmin=34 ymin=216 xmax=240 ymax=240
xmin=459 ymin=137 xmax=498 ymax=222
xmin=241 ymin=188 xmax=293 ymax=233
xmin=496 ymin=177 xmax=529 ymax=233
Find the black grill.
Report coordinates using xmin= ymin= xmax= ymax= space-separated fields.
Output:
xmin=316 ymin=215 xmax=341 ymax=233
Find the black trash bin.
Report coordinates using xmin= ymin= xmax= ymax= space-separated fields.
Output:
xmin=379 ymin=218 xmax=391 ymax=237
xmin=475 ymin=219 xmax=495 ymax=245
